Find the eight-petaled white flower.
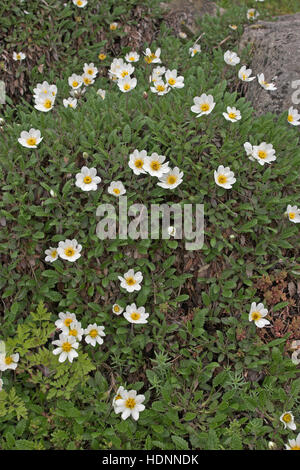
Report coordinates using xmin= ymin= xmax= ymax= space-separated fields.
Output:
xmin=83 ymin=63 xmax=98 ymax=79
xmin=238 ymin=65 xmax=256 ymax=82
xmin=0 ymin=353 xmax=19 ymax=371
xmin=144 ymin=153 xmax=170 ymax=178
xmin=114 ymin=389 xmax=145 ymax=421
xmin=45 ymin=247 xmax=58 ymax=263
xmin=280 ymin=412 xmax=296 ymax=431
xmin=34 ymin=93 xmax=55 ymax=112
xmin=13 ymin=52 xmax=26 ymax=61
xmin=247 ymin=8 xmax=259 ymax=20
xmin=18 ymin=128 xmax=43 ymax=148
xmin=224 ymin=50 xmax=240 ymax=66
xmin=117 ymin=76 xmax=137 ymax=93
xmin=157 ymin=167 xmax=183 ymax=189
xmin=75 ymin=167 xmax=101 ymax=192
xmin=82 ymin=73 xmax=95 ymax=86
xmin=33 ymin=81 xmax=57 ymax=98
xmin=248 ymin=302 xmax=270 ymax=328
xmin=287 ymin=107 xmax=300 ymax=126
xmin=124 ymin=303 xmax=149 ymax=324
xmin=108 ymin=181 xmax=126 ymax=197
xmin=257 ymin=73 xmax=277 ymax=91
xmin=214 ymin=165 xmax=236 ymax=189
xmin=118 ymin=269 xmax=143 ymax=293
xmin=57 ymin=239 xmax=82 ymax=262
xmin=252 ymin=142 xmax=276 ymax=165
xmin=125 ymin=51 xmax=140 ymax=63
xmin=73 ymin=0 xmax=87 ymax=7
xmin=52 ymin=334 xmax=79 ymax=363
xmin=191 ymin=94 xmax=215 ymax=117
xmin=150 ymin=80 xmax=170 ymax=95
xmin=55 ymin=311 xmax=77 ymax=330
xmin=62 ymin=320 xmax=84 ymax=342
xmin=84 ymin=324 xmax=106 ymax=347
xmin=165 ymin=69 xmax=185 ymax=88
xmin=112 ymin=304 xmax=124 ymax=315
xmin=68 ymin=74 xmax=83 ymax=90
xmin=285 ymin=205 xmax=300 ymax=223
xmin=223 ymin=106 xmax=242 ymax=122
xmin=115 ymin=63 xmax=134 ymax=80
xmin=129 ymin=149 xmax=147 ymax=175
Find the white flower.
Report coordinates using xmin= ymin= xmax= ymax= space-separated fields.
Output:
xmin=165 ymin=69 xmax=184 ymax=89
xmin=144 ymin=47 xmax=161 ymax=64
xmin=285 ymin=433 xmax=300 ymax=450
xmin=108 ymin=181 xmax=126 ymax=197
xmin=287 ymin=107 xmax=300 ymax=126
xmin=13 ymin=52 xmax=26 ymax=61
xmin=34 ymin=93 xmax=55 ymax=112
xmin=118 ymin=269 xmax=143 ymax=293
xmin=124 ymin=303 xmax=149 ymax=324
xmin=151 ymin=66 xmax=166 ymax=81
xmin=33 ymin=81 xmax=57 ymax=98
xmin=244 ymin=142 xmax=255 ymax=161
xmin=280 ymin=412 xmax=296 ymax=431
xmin=189 ymin=44 xmax=201 ymax=57
xmin=150 ymin=80 xmax=170 ymax=95
xmin=168 ymin=226 xmax=176 ymax=237
xmin=128 ymin=149 xmax=147 ymax=175
xmin=248 ymin=302 xmax=270 ymax=328
xmin=18 ymin=128 xmax=43 ymax=148
xmin=229 ymin=24 xmax=238 ymax=30
xmin=0 ymin=378 xmax=3 ymax=391
xmin=291 ymin=340 xmax=300 ymax=365
xmin=97 ymin=88 xmax=106 ymax=100
xmin=238 ymin=65 xmax=256 ymax=82
xmin=285 ymin=205 xmax=300 ymax=224
xmin=83 ymin=63 xmax=98 ymax=79
xmin=115 ymin=63 xmax=135 ymax=80
xmin=84 ymin=324 xmax=106 ymax=347
xmin=157 ymin=167 xmax=183 ymax=189
xmin=57 ymin=239 xmax=82 ymax=262
xmin=112 ymin=304 xmax=124 ymax=315
xmin=223 ymin=106 xmax=242 ymax=122
xmin=224 ymin=50 xmax=240 ymax=66
xmin=45 ymin=246 xmax=58 ymax=263
xmin=125 ymin=51 xmax=140 ymax=63
xmin=252 ymin=142 xmax=276 ymax=165
xmin=247 ymin=8 xmax=259 ymax=20
xmin=214 ymin=165 xmax=236 ymax=189
xmin=82 ymin=73 xmax=95 ymax=86
xmin=63 ymin=97 xmax=77 ymax=109
xmin=0 ymin=353 xmax=19 ymax=371
xmin=75 ymin=166 xmax=101 ymax=192
xmin=257 ymin=73 xmax=277 ymax=91
xmin=62 ymin=320 xmax=84 ymax=342
xmin=73 ymin=0 xmax=87 ymax=7
xmin=113 ymin=386 xmax=127 ymax=409
xmin=178 ymin=31 xmax=187 ymax=39
xmin=68 ymin=74 xmax=83 ymax=90
xmin=117 ymin=76 xmax=137 ymax=93
xmin=191 ymin=94 xmax=215 ymax=117
xmin=114 ymin=389 xmax=145 ymax=421
xmin=144 ymin=153 xmax=170 ymax=177
xmin=109 ymin=58 xmax=125 ymax=80
xmin=52 ymin=334 xmax=79 ymax=363
xmin=55 ymin=311 xmax=77 ymax=330
xmin=110 ymin=22 xmax=118 ymax=30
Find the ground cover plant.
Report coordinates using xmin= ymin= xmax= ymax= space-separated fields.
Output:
xmin=0 ymin=0 xmax=300 ymax=451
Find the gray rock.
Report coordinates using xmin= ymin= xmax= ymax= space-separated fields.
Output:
xmin=240 ymin=13 xmax=300 ymax=116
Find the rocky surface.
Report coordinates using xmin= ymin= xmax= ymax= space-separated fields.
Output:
xmin=161 ymin=0 xmax=224 ymax=35
xmin=240 ymin=13 xmax=300 ymax=116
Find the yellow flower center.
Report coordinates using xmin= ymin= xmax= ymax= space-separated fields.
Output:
xmin=201 ymin=103 xmax=209 ymax=112
xmin=289 ymin=212 xmax=295 ymax=220
xmin=72 ymin=81 xmax=78 ymax=88
xmin=251 ymin=311 xmax=262 ymax=321
xmin=16 ymin=54 xmax=21 ymax=60
xmin=113 ymin=305 xmax=120 ymax=313
xmin=113 ymin=188 xmax=121 ymax=195
xmin=131 ymin=312 xmax=141 ymax=321
xmin=228 ymin=112 xmax=237 ymax=119
xmin=69 ymin=329 xmax=78 ymax=337
xmin=290 ymin=446 xmax=300 ymax=450
xmin=99 ymin=54 xmax=106 ymax=60
xmin=87 ymin=69 xmax=94 ymax=75
xmin=77 ymin=0 xmax=83 ymax=5
xmin=263 ymin=81 xmax=269 ymax=86
xmin=5 ymin=356 xmax=13 ymax=365
xmin=193 ymin=49 xmax=198 ymax=54
xmin=123 ymin=84 xmax=131 ymax=91
xmin=121 ymin=70 xmax=128 ymax=77
xmin=156 ymin=85 xmax=165 ymax=92
xmin=135 ymin=159 xmax=143 ymax=168
xmin=258 ymin=150 xmax=267 ymax=160
xmin=26 ymin=137 xmax=37 ymax=146
xmin=168 ymin=78 xmax=176 ymax=86
xmin=51 ymin=250 xmax=57 ymax=258
xmin=125 ymin=398 xmax=136 ymax=409
xmin=89 ymin=329 xmax=98 ymax=338
xmin=218 ymin=175 xmax=227 ymax=184
xmin=249 ymin=11 xmax=254 ymax=17
xmin=167 ymin=175 xmax=177 ymax=185
xmin=282 ymin=413 xmax=292 ymax=423
xmin=84 ymin=77 xmax=91 ymax=85
xmin=288 ymin=115 xmax=294 ymax=122
xmin=64 ymin=247 xmax=75 ymax=257
xmin=242 ymin=74 xmax=247 ymax=80
xmin=150 ymin=161 xmax=161 ymax=171
xmin=110 ymin=24 xmax=117 ymax=30
xmin=62 ymin=342 xmax=72 ymax=352
xmin=126 ymin=276 xmax=136 ymax=286
xmin=64 ymin=318 xmax=73 ymax=327
xmin=145 ymin=56 xmax=153 ymax=64
xmin=115 ymin=394 xmax=122 ymax=400
xmin=83 ymin=176 xmax=92 ymax=184
xmin=44 ymin=99 xmax=52 ymax=109
xmin=129 ymin=56 xmax=135 ymax=61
